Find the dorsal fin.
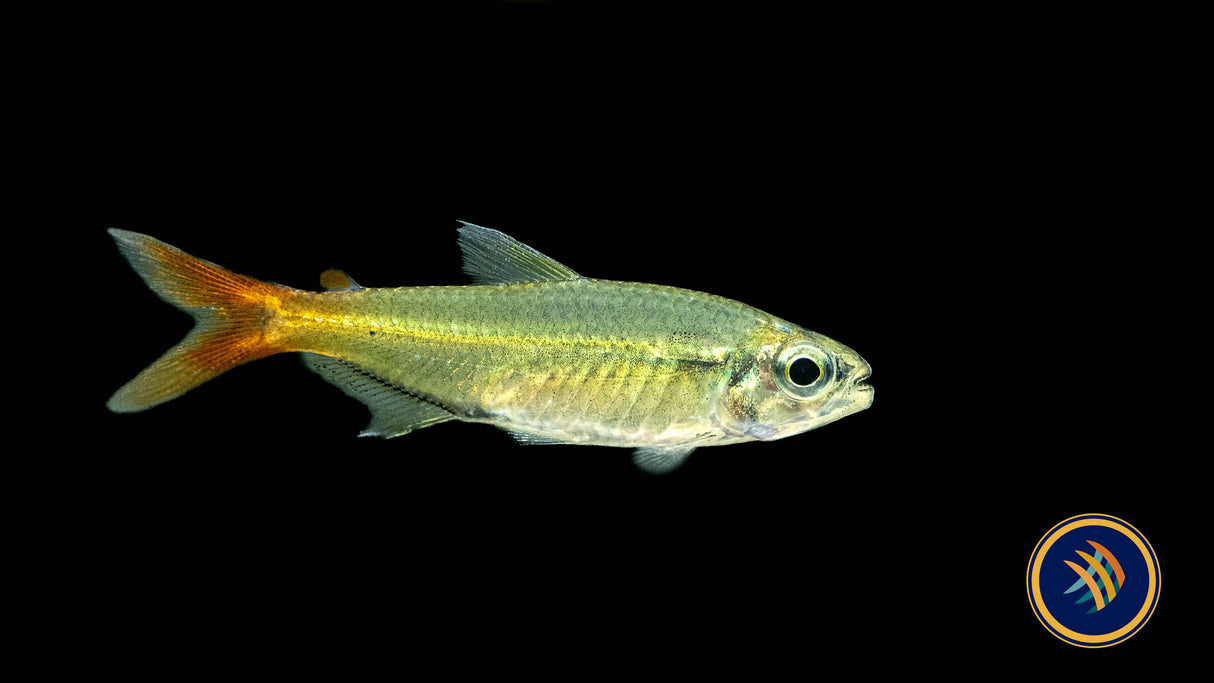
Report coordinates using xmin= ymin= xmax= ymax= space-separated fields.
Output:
xmin=319 ymin=269 xmax=364 ymax=291
xmin=456 ymin=221 xmax=581 ymax=285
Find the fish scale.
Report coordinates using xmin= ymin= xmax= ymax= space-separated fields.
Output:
xmin=273 ymin=279 xmax=747 ymax=445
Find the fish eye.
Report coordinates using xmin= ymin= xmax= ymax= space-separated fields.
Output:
xmin=774 ymin=341 xmax=834 ymax=401
xmin=788 ymin=357 xmax=820 ymax=386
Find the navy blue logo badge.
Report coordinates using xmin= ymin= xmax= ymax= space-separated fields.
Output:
xmin=1026 ymin=513 xmax=1160 ymax=647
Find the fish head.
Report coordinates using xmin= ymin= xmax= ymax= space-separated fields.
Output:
xmin=721 ymin=325 xmax=873 ymax=442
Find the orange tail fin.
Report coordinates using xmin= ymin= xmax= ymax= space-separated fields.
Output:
xmin=107 ymin=229 xmax=291 ymax=412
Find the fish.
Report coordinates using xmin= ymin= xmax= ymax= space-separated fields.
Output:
xmin=107 ymin=222 xmax=873 ymax=473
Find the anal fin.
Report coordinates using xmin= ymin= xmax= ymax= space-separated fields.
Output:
xmin=302 ymin=353 xmax=454 ymax=437
xmin=506 ymin=430 xmax=570 ymax=446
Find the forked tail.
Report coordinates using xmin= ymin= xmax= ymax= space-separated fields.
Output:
xmin=107 ymin=230 xmax=291 ymax=412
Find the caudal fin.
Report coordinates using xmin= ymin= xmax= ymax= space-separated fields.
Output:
xmin=107 ymin=229 xmax=289 ymax=412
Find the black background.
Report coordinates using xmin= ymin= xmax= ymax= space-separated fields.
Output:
xmin=34 ymin=1 xmax=1201 ymax=676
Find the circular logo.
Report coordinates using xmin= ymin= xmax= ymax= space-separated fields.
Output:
xmin=1026 ymin=513 xmax=1160 ymax=647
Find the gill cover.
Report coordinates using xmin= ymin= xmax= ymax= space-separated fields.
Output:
xmin=721 ymin=326 xmax=872 ymax=445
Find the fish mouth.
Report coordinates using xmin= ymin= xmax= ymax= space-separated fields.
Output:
xmin=850 ymin=365 xmax=873 ymax=399
xmin=850 ymin=379 xmax=875 ymax=411
xmin=852 ymin=364 xmax=872 ymax=390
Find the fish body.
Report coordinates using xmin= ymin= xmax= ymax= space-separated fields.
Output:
xmin=108 ymin=223 xmax=873 ymax=472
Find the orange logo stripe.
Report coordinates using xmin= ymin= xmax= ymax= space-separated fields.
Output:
xmin=1075 ymin=550 xmax=1118 ymax=603
xmin=1087 ymin=540 xmax=1125 ymax=587
xmin=1064 ymin=559 xmax=1106 ymax=610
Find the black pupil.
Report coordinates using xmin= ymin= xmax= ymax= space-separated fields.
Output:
xmin=788 ymin=357 xmax=820 ymax=386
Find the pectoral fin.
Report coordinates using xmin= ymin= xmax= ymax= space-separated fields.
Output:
xmin=631 ymin=446 xmax=697 ymax=474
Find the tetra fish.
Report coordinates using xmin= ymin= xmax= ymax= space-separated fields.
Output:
xmin=108 ymin=222 xmax=873 ymax=472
